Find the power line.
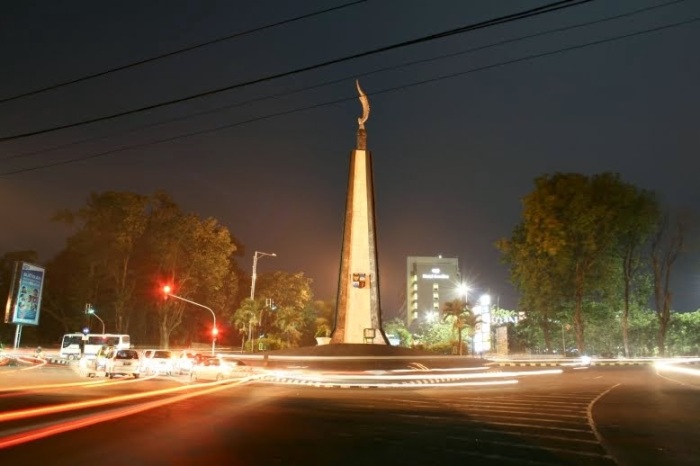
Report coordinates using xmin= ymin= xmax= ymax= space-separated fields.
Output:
xmin=0 ymin=0 xmax=593 ymax=143
xmin=0 ymin=0 xmax=369 ymax=105
xmin=2 ymin=15 xmax=695 ymax=177
xmin=1 ymin=0 xmax=684 ymax=163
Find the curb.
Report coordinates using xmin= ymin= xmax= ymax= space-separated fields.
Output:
xmin=47 ymin=358 xmax=75 ymax=365
xmin=490 ymin=362 xmax=563 ymax=367
xmin=489 ymin=361 xmax=650 ymax=367
xmin=256 ymin=375 xmax=502 ymax=389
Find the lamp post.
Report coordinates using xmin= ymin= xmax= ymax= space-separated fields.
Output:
xmin=249 ymin=250 xmax=276 ymax=352
xmin=163 ymin=287 xmax=217 ymax=355
xmin=250 ymin=251 xmax=277 ymax=301
xmin=87 ymin=307 xmax=106 ymax=334
xmin=458 ymin=283 xmax=470 ymax=304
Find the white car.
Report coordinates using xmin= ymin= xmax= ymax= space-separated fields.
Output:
xmin=175 ymin=350 xmax=204 ymax=375
xmin=105 ymin=349 xmax=141 ymax=379
xmin=78 ymin=356 xmax=103 ymax=377
xmin=190 ymin=356 xmax=251 ymax=382
xmin=142 ymin=349 xmax=176 ymax=375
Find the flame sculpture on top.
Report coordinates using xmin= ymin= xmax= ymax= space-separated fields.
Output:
xmin=356 ymin=79 xmax=370 ymax=130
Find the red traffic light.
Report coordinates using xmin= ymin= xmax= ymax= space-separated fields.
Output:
xmin=212 ymin=327 xmax=219 ymax=336
xmin=163 ymin=285 xmax=172 ymax=294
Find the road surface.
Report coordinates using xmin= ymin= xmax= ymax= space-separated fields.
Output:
xmin=0 ymin=362 xmax=698 ymax=465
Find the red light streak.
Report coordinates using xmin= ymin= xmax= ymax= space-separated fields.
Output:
xmin=0 ymin=374 xmax=261 ymax=424
xmin=0 ymin=376 xmax=259 ymax=450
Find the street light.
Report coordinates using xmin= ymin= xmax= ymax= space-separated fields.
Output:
xmin=87 ymin=307 xmax=106 ymax=334
xmin=458 ymin=283 xmax=470 ymax=304
xmin=162 ymin=287 xmax=218 ymax=355
xmin=249 ymin=250 xmax=276 ymax=352
xmin=250 ymin=251 xmax=277 ymax=300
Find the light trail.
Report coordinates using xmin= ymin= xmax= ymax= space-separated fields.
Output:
xmin=260 ymin=368 xmax=562 ymax=388
xmin=388 ymin=366 xmax=491 ymax=373
xmin=0 ymin=373 xmax=161 ymax=397
xmin=0 ymin=376 xmax=258 ymax=449
xmin=654 ymin=359 xmax=700 ymax=377
xmin=0 ymin=374 xmax=263 ymax=423
xmin=0 ymin=356 xmax=46 ymax=373
xmin=267 ymin=368 xmax=562 ymax=382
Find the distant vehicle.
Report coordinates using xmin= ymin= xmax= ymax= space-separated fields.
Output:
xmin=175 ymin=350 xmax=206 ymax=375
xmin=190 ymin=356 xmax=251 ymax=382
xmin=59 ymin=333 xmax=131 ymax=360
xmin=141 ymin=349 xmax=176 ymax=375
xmin=79 ymin=355 xmax=105 ymax=378
xmin=105 ymin=349 xmax=141 ymax=379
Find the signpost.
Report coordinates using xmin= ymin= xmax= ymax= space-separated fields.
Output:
xmin=4 ymin=262 xmax=46 ymax=350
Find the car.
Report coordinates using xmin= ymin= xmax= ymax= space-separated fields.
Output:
xmin=142 ymin=349 xmax=176 ymax=375
xmin=190 ymin=356 xmax=251 ymax=382
xmin=79 ymin=354 xmax=107 ymax=377
xmin=139 ymin=349 xmax=156 ymax=373
xmin=105 ymin=349 xmax=141 ymax=378
xmin=175 ymin=350 xmax=205 ymax=375
xmin=78 ymin=345 xmax=113 ymax=377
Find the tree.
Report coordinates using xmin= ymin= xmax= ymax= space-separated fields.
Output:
xmin=498 ymin=172 xmax=656 ymax=353
xmin=383 ymin=318 xmax=412 ymax=347
xmin=669 ymin=311 xmax=700 ymax=355
xmin=231 ymin=299 xmax=257 ymax=352
xmin=497 ymin=223 xmax=573 ymax=352
xmin=253 ymin=271 xmax=313 ymax=346
xmin=612 ymin=186 xmax=659 ymax=357
xmin=651 ymin=210 xmax=687 ymax=356
xmin=275 ymin=305 xmax=306 ymax=347
xmin=54 ymin=191 xmax=149 ymax=333
xmin=140 ymin=193 xmax=237 ymax=348
xmin=442 ymin=299 xmax=480 ymax=355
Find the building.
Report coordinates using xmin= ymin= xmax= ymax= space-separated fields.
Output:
xmin=406 ymin=256 xmax=462 ymax=327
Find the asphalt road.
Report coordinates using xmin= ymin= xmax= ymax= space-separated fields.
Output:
xmin=0 ymin=363 xmax=698 ymax=466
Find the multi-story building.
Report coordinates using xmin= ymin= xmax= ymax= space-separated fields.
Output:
xmin=406 ymin=255 xmax=462 ymax=327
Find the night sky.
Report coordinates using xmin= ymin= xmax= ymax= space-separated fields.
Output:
xmin=1 ymin=0 xmax=699 ymax=320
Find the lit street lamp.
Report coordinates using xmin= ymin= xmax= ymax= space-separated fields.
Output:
xmin=87 ymin=307 xmax=105 ymax=334
xmin=458 ymin=283 xmax=470 ymax=304
xmin=249 ymin=250 xmax=276 ymax=352
xmin=250 ymin=251 xmax=277 ymax=301
xmin=163 ymin=286 xmax=218 ymax=355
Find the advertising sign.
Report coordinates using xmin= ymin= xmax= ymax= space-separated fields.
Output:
xmin=4 ymin=262 xmax=45 ymax=326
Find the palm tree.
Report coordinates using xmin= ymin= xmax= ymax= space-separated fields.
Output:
xmin=232 ymin=299 xmax=257 ymax=351
xmin=442 ymin=299 xmax=481 ymax=356
xmin=275 ymin=306 xmax=306 ymax=347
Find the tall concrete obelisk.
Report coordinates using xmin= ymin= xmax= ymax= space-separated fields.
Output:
xmin=331 ymin=81 xmax=389 ymax=345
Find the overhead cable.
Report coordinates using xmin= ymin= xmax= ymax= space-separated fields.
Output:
xmin=3 ymin=15 xmax=695 ymax=176
xmin=0 ymin=0 xmax=593 ymax=142
xmin=0 ymin=0 xmax=369 ymax=104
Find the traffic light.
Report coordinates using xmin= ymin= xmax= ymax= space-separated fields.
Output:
xmin=265 ymin=298 xmax=277 ymax=311
xmin=161 ymin=285 xmax=172 ymax=300
xmin=212 ymin=327 xmax=219 ymax=336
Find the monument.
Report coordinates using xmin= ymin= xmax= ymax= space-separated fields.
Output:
xmin=331 ymin=81 xmax=389 ymax=345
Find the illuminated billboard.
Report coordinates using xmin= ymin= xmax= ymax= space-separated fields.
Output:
xmin=4 ymin=262 xmax=45 ymax=326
